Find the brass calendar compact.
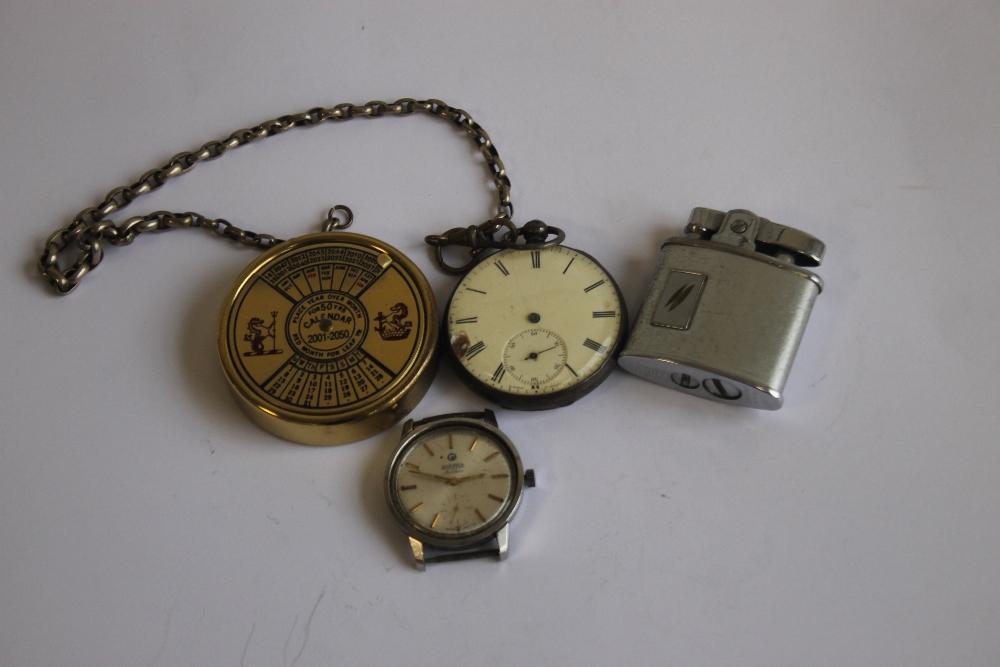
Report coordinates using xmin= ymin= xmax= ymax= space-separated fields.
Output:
xmin=218 ymin=224 xmax=437 ymax=445
xmin=37 ymin=99 xmax=514 ymax=445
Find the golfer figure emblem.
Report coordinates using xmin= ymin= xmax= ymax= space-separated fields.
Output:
xmin=243 ymin=311 xmax=284 ymax=357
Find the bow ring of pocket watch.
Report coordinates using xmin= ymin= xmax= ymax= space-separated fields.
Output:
xmin=38 ymin=99 xmax=825 ymax=568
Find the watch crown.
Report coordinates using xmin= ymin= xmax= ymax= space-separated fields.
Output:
xmin=520 ymin=220 xmax=549 ymax=244
xmin=524 ymin=469 xmax=536 ymax=488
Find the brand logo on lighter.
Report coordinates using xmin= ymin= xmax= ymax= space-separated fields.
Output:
xmin=650 ymin=272 xmax=707 ymax=330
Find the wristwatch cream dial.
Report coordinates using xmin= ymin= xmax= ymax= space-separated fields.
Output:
xmin=393 ymin=427 xmax=514 ymax=536
xmin=447 ymin=246 xmax=623 ymax=397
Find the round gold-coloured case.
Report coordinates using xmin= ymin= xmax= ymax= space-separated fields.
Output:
xmin=218 ymin=232 xmax=438 ymax=445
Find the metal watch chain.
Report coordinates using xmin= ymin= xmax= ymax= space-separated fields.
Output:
xmin=38 ymin=99 xmax=515 ymax=294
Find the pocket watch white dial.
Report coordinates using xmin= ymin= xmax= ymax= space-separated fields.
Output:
xmin=443 ymin=229 xmax=627 ymax=410
xmin=384 ymin=411 xmax=533 ymax=569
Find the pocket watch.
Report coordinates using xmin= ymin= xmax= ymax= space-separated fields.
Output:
xmin=36 ymin=99 xmax=519 ymax=445
xmin=426 ymin=220 xmax=628 ymax=410
xmin=384 ymin=409 xmax=535 ymax=570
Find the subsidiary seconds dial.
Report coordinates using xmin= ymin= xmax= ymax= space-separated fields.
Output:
xmin=502 ymin=329 xmax=567 ymax=388
xmin=444 ymin=238 xmax=627 ymax=410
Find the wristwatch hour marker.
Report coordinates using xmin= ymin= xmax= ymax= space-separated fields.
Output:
xmin=495 ymin=260 xmax=510 ymax=276
xmin=409 ymin=502 xmax=424 ymax=513
xmin=491 ymin=473 xmax=509 ymax=479
xmin=583 ymin=338 xmax=607 ymax=353
xmin=488 ymin=494 xmax=504 ymax=503
xmin=469 ymin=437 xmax=478 ymax=451
xmin=474 ymin=508 xmax=486 ymax=522
xmin=431 ymin=513 xmax=440 ymax=528
xmin=584 ymin=279 xmax=605 ymax=293
xmin=466 ymin=341 xmax=486 ymax=360
xmin=531 ymin=250 xmax=540 ymax=268
xmin=405 ymin=462 xmax=420 ymax=470
xmin=484 ymin=452 xmax=499 ymax=462
xmin=455 ymin=316 xmax=478 ymax=324
xmin=400 ymin=484 xmax=417 ymax=491
xmin=423 ymin=442 xmax=434 ymax=456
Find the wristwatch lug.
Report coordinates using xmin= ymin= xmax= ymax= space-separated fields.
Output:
xmin=496 ymin=523 xmax=510 ymax=561
xmin=401 ymin=419 xmax=414 ymax=437
xmin=483 ymin=408 xmax=498 ymax=427
xmin=408 ymin=536 xmax=426 ymax=571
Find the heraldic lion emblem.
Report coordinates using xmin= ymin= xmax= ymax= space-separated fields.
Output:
xmin=374 ymin=303 xmax=413 ymax=341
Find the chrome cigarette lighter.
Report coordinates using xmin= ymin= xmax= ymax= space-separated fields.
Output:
xmin=618 ymin=208 xmax=824 ymax=409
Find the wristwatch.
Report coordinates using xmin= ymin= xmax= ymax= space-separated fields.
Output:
xmin=383 ymin=409 xmax=535 ymax=570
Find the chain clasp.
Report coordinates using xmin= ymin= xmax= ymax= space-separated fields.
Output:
xmin=425 ymin=218 xmax=564 ymax=274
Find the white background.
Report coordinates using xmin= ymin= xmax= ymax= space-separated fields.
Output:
xmin=2 ymin=2 xmax=998 ymax=665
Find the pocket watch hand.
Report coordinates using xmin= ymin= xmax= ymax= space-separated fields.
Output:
xmin=524 ymin=345 xmax=559 ymax=361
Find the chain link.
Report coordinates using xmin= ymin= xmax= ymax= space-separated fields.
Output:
xmin=38 ymin=99 xmax=514 ymax=294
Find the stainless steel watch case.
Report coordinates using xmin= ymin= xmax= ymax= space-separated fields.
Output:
xmin=383 ymin=410 xmax=529 ymax=570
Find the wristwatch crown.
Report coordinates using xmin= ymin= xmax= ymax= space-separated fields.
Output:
xmin=524 ymin=469 xmax=536 ymax=488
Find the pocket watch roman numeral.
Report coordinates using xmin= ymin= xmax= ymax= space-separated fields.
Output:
xmin=494 ymin=260 xmax=510 ymax=276
xmin=466 ymin=341 xmax=486 ymax=360
xmin=531 ymin=250 xmax=540 ymax=268
xmin=563 ymin=257 xmax=575 ymax=274
xmin=592 ymin=311 xmax=615 ymax=318
xmin=455 ymin=316 xmax=478 ymax=324
xmin=492 ymin=363 xmax=506 ymax=383
xmin=583 ymin=279 xmax=605 ymax=293
xmin=583 ymin=338 xmax=607 ymax=353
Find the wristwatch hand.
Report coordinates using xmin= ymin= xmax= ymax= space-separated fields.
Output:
xmin=409 ymin=470 xmax=459 ymax=484
xmin=452 ymin=473 xmax=486 ymax=484
xmin=409 ymin=469 xmax=484 ymax=486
